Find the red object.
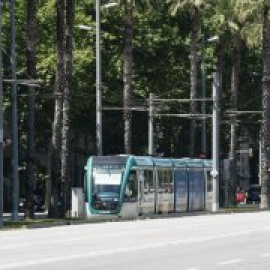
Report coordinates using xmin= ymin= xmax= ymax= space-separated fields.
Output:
xmin=236 ymin=191 xmax=246 ymax=203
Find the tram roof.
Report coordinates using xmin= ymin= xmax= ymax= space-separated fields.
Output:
xmin=91 ymin=155 xmax=129 ymax=165
xmin=132 ymin=156 xmax=212 ymax=168
xmin=132 ymin=156 xmax=154 ymax=167
xmin=89 ymin=155 xmax=212 ymax=168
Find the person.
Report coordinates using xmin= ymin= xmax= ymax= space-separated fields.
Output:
xmin=236 ymin=188 xmax=246 ymax=204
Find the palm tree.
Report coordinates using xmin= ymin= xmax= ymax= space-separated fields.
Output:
xmin=167 ymin=0 xmax=213 ymax=157
xmin=213 ymin=0 xmax=261 ymax=206
xmin=118 ymin=0 xmax=160 ymax=154
xmin=60 ymin=0 xmax=75 ymax=216
xmin=49 ymin=0 xmax=75 ymax=218
xmin=260 ymin=1 xmax=270 ymax=209
xmin=123 ymin=0 xmax=133 ymax=154
xmin=49 ymin=0 xmax=65 ymax=218
xmin=25 ymin=0 xmax=37 ymax=219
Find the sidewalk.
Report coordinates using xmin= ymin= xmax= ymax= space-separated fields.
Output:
xmin=1 ymin=204 xmax=265 ymax=230
xmin=3 ymin=212 xmax=48 ymax=221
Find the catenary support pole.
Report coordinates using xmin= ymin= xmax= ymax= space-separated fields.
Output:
xmin=201 ymin=36 xmax=207 ymax=155
xmin=10 ymin=0 xmax=19 ymax=221
xmin=148 ymin=93 xmax=154 ymax=155
xmin=211 ymin=72 xmax=220 ymax=212
xmin=0 ymin=0 xmax=4 ymax=228
xmin=96 ymin=0 xmax=102 ymax=156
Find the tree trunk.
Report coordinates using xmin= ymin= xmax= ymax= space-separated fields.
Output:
xmin=25 ymin=0 xmax=37 ymax=220
xmin=260 ymin=4 xmax=270 ymax=209
xmin=123 ymin=1 xmax=133 ymax=154
xmin=60 ymin=0 xmax=74 ymax=217
xmin=189 ymin=6 xmax=199 ymax=157
xmin=49 ymin=0 xmax=65 ymax=218
xmin=228 ymin=36 xmax=241 ymax=206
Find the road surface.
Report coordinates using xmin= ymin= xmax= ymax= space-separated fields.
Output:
xmin=1 ymin=212 xmax=270 ymax=269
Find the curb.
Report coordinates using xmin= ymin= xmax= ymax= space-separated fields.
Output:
xmin=3 ymin=207 xmax=269 ymax=230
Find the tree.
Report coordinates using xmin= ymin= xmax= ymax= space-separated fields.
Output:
xmin=49 ymin=0 xmax=65 ymax=218
xmin=123 ymin=0 xmax=133 ymax=154
xmin=212 ymin=0 xmax=261 ymax=206
xmin=260 ymin=1 xmax=270 ymax=209
xmin=25 ymin=0 xmax=37 ymax=219
xmin=167 ymin=0 xmax=213 ymax=157
xmin=49 ymin=0 xmax=74 ymax=218
xmin=60 ymin=0 xmax=74 ymax=216
xmin=118 ymin=0 xmax=161 ymax=154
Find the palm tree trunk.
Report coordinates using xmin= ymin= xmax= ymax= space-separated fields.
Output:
xmin=189 ymin=6 xmax=199 ymax=157
xmin=25 ymin=0 xmax=37 ymax=219
xmin=49 ymin=0 xmax=65 ymax=218
xmin=60 ymin=0 xmax=74 ymax=217
xmin=123 ymin=1 xmax=133 ymax=154
xmin=228 ymin=36 xmax=241 ymax=206
xmin=260 ymin=4 xmax=270 ymax=209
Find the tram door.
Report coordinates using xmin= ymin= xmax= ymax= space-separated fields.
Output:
xmin=188 ymin=167 xmax=205 ymax=211
xmin=121 ymin=170 xmax=139 ymax=217
xmin=174 ymin=167 xmax=188 ymax=212
xmin=156 ymin=169 xmax=174 ymax=214
xmin=138 ymin=169 xmax=155 ymax=215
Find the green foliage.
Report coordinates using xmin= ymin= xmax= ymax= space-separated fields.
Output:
xmin=2 ymin=0 xmax=264 ymax=164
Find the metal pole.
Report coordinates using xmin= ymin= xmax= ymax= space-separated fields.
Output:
xmin=148 ymin=93 xmax=154 ymax=155
xmin=259 ymin=138 xmax=262 ymax=185
xmin=96 ymin=0 xmax=102 ymax=156
xmin=201 ymin=36 xmax=207 ymax=155
xmin=211 ymin=72 xmax=220 ymax=212
xmin=10 ymin=0 xmax=19 ymax=221
xmin=0 ymin=0 xmax=4 ymax=228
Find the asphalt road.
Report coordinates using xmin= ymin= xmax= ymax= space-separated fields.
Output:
xmin=1 ymin=212 xmax=270 ymax=270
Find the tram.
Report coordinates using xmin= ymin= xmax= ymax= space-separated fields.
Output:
xmin=84 ymin=155 xmax=213 ymax=217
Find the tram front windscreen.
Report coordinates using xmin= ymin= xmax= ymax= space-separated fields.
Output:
xmin=91 ymin=165 xmax=124 ymax=211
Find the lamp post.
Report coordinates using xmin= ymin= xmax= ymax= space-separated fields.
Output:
xmin=96 ymin=0 xmax=102 ymax=156
xmin=79 ymin=1 xmax=117 ymax=156
xmin=148 ymin=93 xmax=154 ymax=156
xmin=201 ymin=35 xmax=219 ymax=157
xmin=10 ymin=0 xmax=19 ymax=221
xmin=201 ymin=35 xmax=206 ymax=155
xmin=211 ymin=72 xmax=220 ymax=212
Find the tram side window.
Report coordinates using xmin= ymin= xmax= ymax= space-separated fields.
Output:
xmin=166 ymin=170 xmax=173 ymax=193
xmin=157 ymin=170 xmax=163 ymax=193
xmin=158 ymin=170 xmax=172 ymax=193
xmin=206 ymin=171 xmax=212 ymax=192
xmin=124 ymin=171 xmax=138 ymax=202
xmin=143 ymin=170 xmax=154 ymax=193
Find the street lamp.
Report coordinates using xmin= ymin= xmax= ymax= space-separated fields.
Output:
xmin=78 ymin=25 xmax=92 ymax=31
xmin=211 ymin=72 xmax=220 ymax=212
xmin=103 ymin=2 xmax=117 ymax=8
xmin=201 ymin=35 xmax=219 ymax=157
xmin=79 ymin=1 xmax=117 ymax=156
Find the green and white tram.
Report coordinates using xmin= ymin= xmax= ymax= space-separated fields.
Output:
xmin=84 ymin=155 xmax=212 ymax=217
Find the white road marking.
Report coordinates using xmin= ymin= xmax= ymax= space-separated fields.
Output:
xmin=261 ymin=253 xmax=270 ymax=258
xmin=218 ymin=258 xmax=244 ymax=265
xmin=0 ymin=243 xmax=30 ymax=250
